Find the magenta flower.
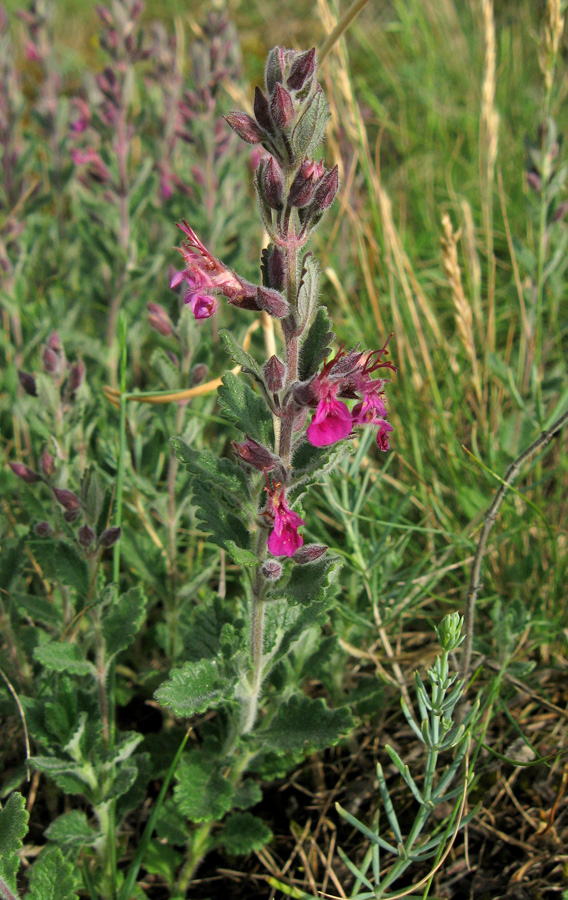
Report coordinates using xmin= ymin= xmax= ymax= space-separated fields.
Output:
xmin=351 ymin=391 xmax=388 ymax=425
xmin=306 ymin=383 xmax=352 ymax=447
xmin=375 ymin=420 xmax=394 ymax=452
xmin=266 ymin=486 xmax=305 ymax=557
xmin=188 ymin=292 xmax=218 ymax=320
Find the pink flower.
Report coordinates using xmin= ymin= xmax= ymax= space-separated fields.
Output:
xmin=351 ymin=391 xmax=388 ymax=425
xmin=306 ymin=383 xmax=352 ymax=447
xmin=376 ymin=420 xmax=393 ymax=452
xmin=188 ymin=293 xmax=217 ymax=320
xmin=266 ymin=486 xmax=305 ymax=557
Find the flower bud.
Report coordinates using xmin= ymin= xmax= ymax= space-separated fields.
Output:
xmin=53 ymin=487 xmax=80 ymax=512
xmin=261 ymin=157 xmax=285 ymax=210
xmin=263 ymin=355 xmax=286 ymax=391
xmin=35 ymin=521 xmax=53 ymax=538
xmin=147 ymin=303 xmax=174 ymax=336
xmin=41 ymin=448 xmax=55 ymax=478
xmin=313 ymin=165 xmax=339 ymax=211
xmin=78 ymin=524 xmax=96 ymax=549
xmin=99 ymin=526 xmax=121 ymax=548
xmin=224 ymin=111 xmax=265 ymax=144
xmin=253 ymin=86 xmax=273 ymax=133
xmin=190 ymin=363 xmax=209 ymax=385
xmin=553 ymin=201 xmax=568 ymax=222
xmin=287 ymin=48 xmax=316 ymax=92
xmin=292 ymin=544 xmax=327 ymax=564
xmin=96 ymin=5 xmax=114 ymax=27
xmin=18 ymin=370 xmax=37 ymax=397
xmin=256 ymin=286 xmax=289 ymax=318
xmin=526 ymin=170 xmax=541 ymax=192
xmin=9 ymin=462 xmax=42 ymax=484
xmin=64 ymin=509 xmax=81 ymax=524
xmin=67 ymin=360 xmax=86 ymax=399
xmin=268 ymin=245 xmax=286 ymax=290
xmin=262 ymin=560 xmax=282 ymax=581
xmin=270 ymin=83 xmax=294 ymax=129
xmin=265 ymin=47 xmax=284 ymax=95
xmin=232 ymin=437 xmax=279 ymax=471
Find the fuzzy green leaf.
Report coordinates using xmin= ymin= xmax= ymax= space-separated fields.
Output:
xmin=261 ymin=694 xmax=353 ymax=753
xmin=291 ymin=87 xmax=330 ymax=159
xmin=217 ymin=372 xmax=273 ymax=444
xmin=28 ymin=539 xmax=90 ymax=597
xmin=220 ymin=329 xmax=264 ymax=382
xmin=102 ymin=586 xmax=147 ymax=658
xmin=33 ymin=642 xmax=97 ymax=677
xmin=29 ymin=757 xmax=96 ymax=796
xmin=299 ymin=305 xmax=335 ymax=381
xmin=225 ymin=541 xmax=259 ymax=568
xmin=218 ymin=812 xmax=272 ymax=855
xmin=45 ymin=811 xmax=96 ymax=847
xmin=297 ymin=253 xmax=320 ymax=327
xmin=232 ymin=779 xmax=263 ymax=810
xmin=264 ymin=596 xmax=335 ymax=664
xmin=173 ymin=750 xmax=234 ymax=822
xmin=154 ymin=658 xmax=234 ymax=718
xmin=0 ymin=793 xmax=28 ymax=892
xmin=278 ymin=554 xmax=343 ymax=606
xmin=27 ymin=847 xmax=79 ymax=900
xmin=290 ymin=441 xmax=352 ymax=492
xmin=0 ymin=539 xmax=24 ymax=592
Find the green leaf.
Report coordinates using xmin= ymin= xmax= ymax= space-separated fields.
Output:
xmin=290 ymin=441 xmax=352 ymax=492
xmin=80 ymin=465 xmax=105 ymax=530
xmin=45 ymin=811 xmax=96 ymax=847
xmin=232 ymin=780 xmax=262 ymax=810
xmin=277 ymin=554 xmax=343 ymax=606
xmin=173 ymin=750 xmax=234 ymax=823
xmin=28 ymin=539 xmax=90 ymax=597
xmin=261 ymin=694 xmax=353 ymax=753
xmin=103 ymin=587 xmax=147 ymax=658
xmin=14 ymin=592 xmax=62 ymax=627
xmin=291 ymin=87 xmax=330 ymax=159
xmin=217 ymin=372 xmax=273 ymax=444
xmin=33 ymin=642 xmax=97 ymax=677
xmin=264 ymin=596 xmax=335 ymax=665
xmin=225 ymin=541 xmax=259 ymax=568
xmin=27 ymin=846 xmax=79 ymax=900
xmin=218 ymin=812 xmax=272 ymax=855
xmin=0 ymin=793 xmax=28 ymax=892
xmin=106 ymin=765 xmax=138 ymax=801
xmin=297 ymin=253 xmax=320 ymax=327
xmin=299 ymin=305 xmax=334 ymax=381
xmin=154 ymin=658 xmax=235 ymax=718
xmin=220 ymin=329 xmax=264 ymax=382
xmin=143 ymin=841 xmax=182 ymax=881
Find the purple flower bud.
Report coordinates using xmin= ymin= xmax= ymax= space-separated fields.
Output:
xmin=188 ymin=292 xmax=218 ymax=320
xmin=41 ymin=448 xmax=55 ymax=478
xmin=526 ymin=171 xmax=541 ymax=192
xmin=18 ymin=370 xmax=37 ymax=397
xmin=292 ymin=544 xmax=327 ymax=564
xmin=232 ymin=437 xmax=279 ymax=471
xmin=262 ymin=560 xmax=282 ymax=581
xmin=268 ymin=245 xmax=286 ymax=291
xmin=261 ymin=157 xmax=285 ymax=210
xmin=263 ymin=355 xmax=286 ymax=391
xmin=253 ymin=87 xmax=273 ymax=133
xmin=34 ymin=521 xmax=53 ymax=538
xmin=53 ymin=487 xmax=81 ymax=512
xmin=190 ymin=363 xmax=209 ymax=385
xmin=67 ymin=360 xmax=86 ymax=398
xmin=313 ymin=165 xmax=339 ymax=211
xmin=9 ymin=462 xmax=42 ymax=484
xmin=78 ymin=524 xmax=96 ymax=549
xmin=256 ymin=286 xmax=289 ymax=318
xmin=270 ymin=84 xmax=294 ymax=129
xmin=287 ymin=48 xmax=316 ymax=91
xmin=99 ymin=526 xmax=121 ymax=548
xmin=43 ymin=346 xmax=59 ymax=374
xmin=553 ymin=201 xmax=568 ymax=222
xmin=224 ymin=112 xmax=265 ymax=144
xmin=96 ymin=5 xmax=114 ymax=27
xmin=64 ymin=509 xmax=81 ymax=524
xmin=147 ymin=303 xmax=174 ymax=336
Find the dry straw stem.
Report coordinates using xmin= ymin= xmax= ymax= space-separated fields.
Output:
xmin=460 ymin=407 xmax=568 ymax=682
xmin=540 ymin=0 xmax=565 ymax=93
xmin=102 ymin=319 xmax=259 ymax=408
xmin=440 ymin=213 xmax=482 ymax=408
xmin=479 ymin=0 xmax=499 ymax=361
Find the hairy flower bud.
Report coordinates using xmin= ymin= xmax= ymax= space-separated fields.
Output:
xmin=256 ymin=286 xmax=289 ymax=318
xmin=9 ymin=462 xmax=42 ymax=484
xmin=78 ymin=524 xmax=96 ymax=549
xmin=287 ymin=47 xmax=316 ymax=91
xmin=253 ymin=86 xmax=273 ymax=133
xmin=147 ymin=303 xmax=174 ymax=336
xmin=265 ymin=47 xmax=284 ymax=95
xmin=261 ymin=560 xmax=282 ymax=581
xmin=292 ymin=544 xmax=328 ymax=564
xmin=41 ymin=448 xmax=55 ymax=478
xmin=260 ymin=157 xmax=284 ymax=210
xmin=190 ymin=363 xmax=209 ymax=385
xmin=18 ymin=370 xmax=37 ymax=396
xmin=233 ymin=437 xmax=279 ymax=471
xmin=270 ymin=83 xmax=294 ymax=129
xmin=67 ymin=360 xmax=86 ymax=399
xmin=224 ymin=111 xmax=265 ymax=144
xmin=35 ymin=521 xmax=53 ymax=538
xmin=267 ymin=245 xmax=286 ymax=290
xmin=289 ymin=159 xmax=324 ymax=207
xmin=313 ymin=165 xmax=339 ymax=211
xmin=53 ymin=487 xmax=80 ymax=512
xmin=99 ymin=526 xmax=121 ymax=548
xmin=263 ymin=355 xmax=286 ymax=391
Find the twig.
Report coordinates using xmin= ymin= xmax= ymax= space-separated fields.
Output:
xmin=461 ymin=408 xmax=568 ymax=681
